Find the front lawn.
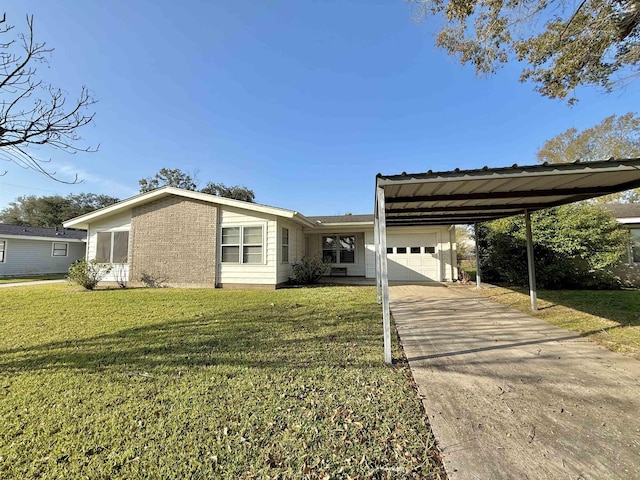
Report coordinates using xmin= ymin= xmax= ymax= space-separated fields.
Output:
xmin=0 ymin=284 xmax=444 ymax=479
xmin=477 ymin=287 xmax=640 ymax=359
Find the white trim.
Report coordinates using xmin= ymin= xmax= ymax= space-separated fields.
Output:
xmin=220 ymin=224 xmax=266 ymax=265
xmin=0 ymin=234 xmax=85 ymax=243
xmin=51 ymin=242 xmax=69 ymax=257
xmin=95 ymin=229 xmax=130 ymax=264
xmin=63 ymin=187 xmax=316 ymax=230
xmin=616 ymin=217 xmax=640 ymax=225
xmin=0 ymin=239 xmax=6 ymax=263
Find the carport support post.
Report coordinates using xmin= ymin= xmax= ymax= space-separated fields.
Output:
xmin=376 ymin=186 xmax=392 ymax=365
xmin=474 ymin=223 xmax=481 ymax=289
xmin=524 ymin=210 xmax=538 ymax=311
xmin=374 ymin=209 xmax=381 ymax=304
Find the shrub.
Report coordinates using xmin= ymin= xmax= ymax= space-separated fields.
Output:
xmin=478 ymin=204 xmax=628 ymax=289
xmin=291 ymin=255 xmax=331 ymax=285
xmin=67 ymin=259 xmax=111 ymax=290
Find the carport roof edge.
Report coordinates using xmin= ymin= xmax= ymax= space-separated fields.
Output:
xmin=375 ymin=158 xmax=640 ymax=226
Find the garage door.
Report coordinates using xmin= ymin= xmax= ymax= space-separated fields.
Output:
xmin=386 ymin=232 xmax=439 ymax=281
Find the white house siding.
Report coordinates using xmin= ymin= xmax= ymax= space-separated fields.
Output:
xmin=86 ymin=211 xmax=132 ymax=282
xmin=276 ymin=219 xmax=305 ymax=285
xmin=217 ymin=207 xmax=278 ymax=286
xmin=0 ymin=238 xmax=85 ymax=277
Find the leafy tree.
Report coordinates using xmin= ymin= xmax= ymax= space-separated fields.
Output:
xmin=478 ymin=204 xmax=628 ymax=289
xmin=0 ymin=14 xmax=96 ymax=181
xmin=139 ymin=167 xmax=256 ymax=202
xmin=0 ymin=193 xmax=119 ymax=227
xmin=200 ymin=182 xmax=255 ymax=202
xmin=139 ymin=167 xmax=197 ymax=192
xmin=537 ymin=113 xmax=640 ymax=202
xmin=410 ymin=0 xmax=640 ymax=103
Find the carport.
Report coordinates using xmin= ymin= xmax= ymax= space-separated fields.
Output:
xmin=374 ymin=158 xmax=640 ymax=364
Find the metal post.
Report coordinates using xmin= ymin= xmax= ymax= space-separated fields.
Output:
xmin=524 ymin=210 xmax=538 ymax=311
xmin=374 ymin=209 xmax=381 ymax=304
xmin=474 ymin=223 xmax=481 ymax=289
xmin=376 ymin=186 xmax=392 ymax=365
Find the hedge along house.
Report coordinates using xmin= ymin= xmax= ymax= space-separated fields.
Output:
xmin=63 ymin=187 xmax=457 ymax=288
xmin=374 ymin=158 xmax=640 ymax=363
xmin=0 ymin=225 xmax=86 ymax=277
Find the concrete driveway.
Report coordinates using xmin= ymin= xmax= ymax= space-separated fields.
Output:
xmin=390 ymin=284 xmax=640 ymax=480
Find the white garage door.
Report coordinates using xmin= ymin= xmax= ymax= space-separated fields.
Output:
xmin=386 ymin=232 xmax=439 ymax=281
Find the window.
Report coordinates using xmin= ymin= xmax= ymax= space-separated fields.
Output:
xmin=281 ymin=228 xmax=289 ymax=263
xmin=0 ymin=240 xmax=5 ymax=263
xmin=631 ymin=229 xmax=640 ymax=263
xmin=52 ymin=242 xmax=69 ymax=257
xmin=396 ymin=247 xmax=407 ymax=254
xmin=410 ymin=247 xmax=421 ymax=254
xmin=221 ymin=226 xmax=263 ymax=264
xmin=425 ymin=246 xmax=436 ymax=254
xmin=322 ymin=235 xmax=355 ymax=264
xmin=386 ymin=247 xmax=393 ymax=254
xmin=95 ymin=231 xmax=129 ymax=263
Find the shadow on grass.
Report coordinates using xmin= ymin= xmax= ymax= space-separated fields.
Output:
xmin=0 ymin=311 xmax=382 ymax=374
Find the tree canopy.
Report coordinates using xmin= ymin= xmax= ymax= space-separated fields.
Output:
xmin=0 ymin=14 xmax=96 ymax=181
xmin=410 ymin=0 xmax=640 ymax=102
xmin=0 ymin=193 xmax=119 ymax=227
xmin=537 ymin=113 xmax=640 ymax=202
xmin=139 ymin=167 xmax=256 ymax=202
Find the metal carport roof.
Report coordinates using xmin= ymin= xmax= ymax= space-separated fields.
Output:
xmin=376 ymin=158 xmax=640 ymax=226
xmin=373 ymin=158 xmax=640 ymax=364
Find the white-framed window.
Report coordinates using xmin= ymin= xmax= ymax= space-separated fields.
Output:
xmin=322 ymin=235 xmax=355 ymax=264
xmin=52 ymin=242 xmax=69 ymax=257
xmin=281 ymin=227 xmax=289 ymax=263
xmin=0 ymin=240 xmax=5 ymax=263
xmin=631 ymin=228 xmax=640 ymax=264
xmin=95 ymin=231 xmax=129 ymax=263
xmin=221 ymin=226 xmax=264 ymax=264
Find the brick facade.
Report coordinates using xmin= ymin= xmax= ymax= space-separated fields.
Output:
xmin=130 ymin=197 xmax=217 ymax=286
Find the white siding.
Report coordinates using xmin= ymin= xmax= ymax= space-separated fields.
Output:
xmin=0 ymin=238 xmax=85 ymax=277
xmin=218 ymin=207 xmax=277 ymax=285
xmin=276 ymin=220 xmax=305 ymax=285
xmin=87 ymin=211 xmax=132 ymax=282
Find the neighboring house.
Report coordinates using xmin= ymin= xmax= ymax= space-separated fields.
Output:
xmin=0 ymin=225 xmax=86 ymax=277
xmin=601 ymin=203 xmax=640 ymax=264
xmin=63 ymin=187 xmax=457 ymax=288
xmin=601 ymin=203 xmax=640 ymax=286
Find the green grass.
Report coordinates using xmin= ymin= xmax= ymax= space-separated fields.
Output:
xmin=0 ymin=274 xmax=65 ymax=284
xmin=477 ymin=286 xmax=640 ymax=359
xmin=0 ymin=284 xmax=444 ymax=479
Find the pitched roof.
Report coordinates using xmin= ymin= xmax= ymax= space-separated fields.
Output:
xmin=600 ymin=203 xmax=640 ymax=219
xmin=0 ymin=224 xmax=86 ymax=240
xmin=63 ymin=187 xmax=317 ymax=230
xmin=307 ymin=214 xmax=374 ymax=224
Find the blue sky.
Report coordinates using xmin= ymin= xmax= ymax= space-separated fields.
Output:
xmin=0 ymin=1 xmax=637 ymax=216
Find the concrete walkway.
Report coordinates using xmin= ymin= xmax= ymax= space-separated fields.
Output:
xmin=0 ymin=279 xmax=66 ymax=288
xmin=390 ymin=284 xmax=640 ymax=480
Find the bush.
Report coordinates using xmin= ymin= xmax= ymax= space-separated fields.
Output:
xmin=291 ymin=255 xmax=331 ymax=285
xmin=478 ymin=204 xmax=628 ymax=289
xmin=67 ymin=259 xmax=111 ymax=290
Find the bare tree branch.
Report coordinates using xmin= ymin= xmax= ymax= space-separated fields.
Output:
xmin=0 ymin=14 xmax=97 ymax=182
